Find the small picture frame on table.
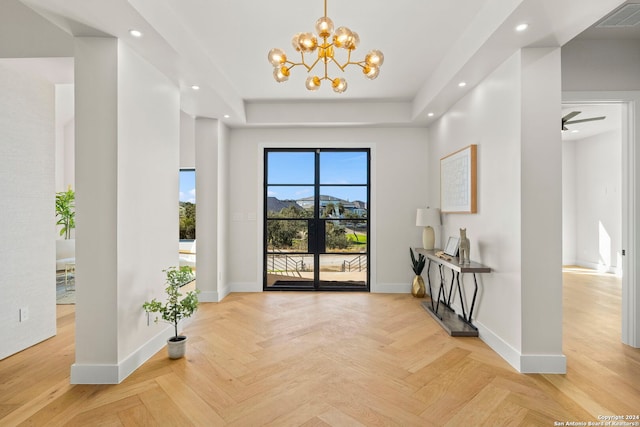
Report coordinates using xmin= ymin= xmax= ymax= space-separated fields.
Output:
xmin=444 ymin=236 xmax=460 ymax=257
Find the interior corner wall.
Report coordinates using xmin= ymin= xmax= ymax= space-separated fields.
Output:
xmin=54 ymin=84 xmax=75 ymax=193
xmin=194 ymin=118 xmax=220 ymax=302
xmin=73 ymin=37 xmax=119 ymax=376
xmin=180 ymin=111 xmax=196 ymax=169
xmin=568 ymin=130 xmax=623 ymax=272
xmin=562 ymin=140 xmax=577 ymax=265
xmin=115 ymin=42 xmax=180 ymax=364
xmin=519 ymin=48 xmax=564 ymax=371
xmin=427 ymin=48 xmax=565 ymax=373
xmin=217 ymin=122 xmax=230 ymax=300
xmin=0 ymin=64 xmax=56 ymax=360
xmin=428 ymin=52 xmax=524 ymax=361
xmin=225 ymin=127 xmax=429 ymax=294
xmin=72 ymin=37 xmax=180 ymax=384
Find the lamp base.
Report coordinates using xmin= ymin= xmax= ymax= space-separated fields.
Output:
xmin=423 ymin=226 xmax=435 ymax=250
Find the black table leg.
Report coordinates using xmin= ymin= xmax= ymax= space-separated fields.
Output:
xmin=426 ymin=259 xmax=434 ymax=311
xmin=455 ymin=272 xmax=468 ymax=321
xmin=467 ymin=273 xmax=480 ymax=323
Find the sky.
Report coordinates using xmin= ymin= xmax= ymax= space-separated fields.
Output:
xmin=179 ymin=151 xmax=369 ymax=204
xmin=267 ymin=151 xmax=368 ymax=202
xmin=179 ymin=170 xmax=196 ymax=203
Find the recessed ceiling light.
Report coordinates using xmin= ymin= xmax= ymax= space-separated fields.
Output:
xmin=191 ymin=85 xmax=200 ymax=90
xmin=129 ymin=29 xmax=143 ymax=38
xmin=428 ymin=112 xmax=434 ymax=117
xmin=223 ymin=114 xmax=230 ymax=119
xmin=515 ymin=23 xmax=529 ymax=32
xmin=458 ymin=82 xmax=467 ymax=87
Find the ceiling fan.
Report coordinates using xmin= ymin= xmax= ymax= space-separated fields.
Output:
xmin=562 ymin=111 xmax=606 ymax=131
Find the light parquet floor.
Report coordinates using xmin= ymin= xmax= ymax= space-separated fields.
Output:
xmin=1 ymin=268 xmax=639 ymax=426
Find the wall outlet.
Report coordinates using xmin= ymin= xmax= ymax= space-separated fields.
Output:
xmin=19 ymin=307 xmax=29 ymax=322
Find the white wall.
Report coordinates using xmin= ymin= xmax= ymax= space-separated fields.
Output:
xmin=428 ymin=52 xmax=524 ymax=353
xmin=563 ymin=129 xmax=622 ymax=272
xmin=116 ymin=42 xmax=181 ymax=363
xmin=562 ymin=141 xmax=577 ymax=264
xmin=0 ymin=63 xmax=56 ymax=360
xmin=0 ymin=0 xmax=73 ymax=58
xmin=217 ymin=123 xmax=230 ymax=299
xmin=54 ymin=84 xmax=74 ymax=193
xmin=180 ymin=111 xmax=196 ymax=169
xmin=194 ymin=118 xmax=220 ymax=301
xmin=562 ymin=39 xmax=640 ymax=92
xmin=226 ymin=127 xmax=429 ymax=293
xmin=428 ymin=49 xmax=565 ymax=373
xmin=72 ymin=38 xmax=180 ymax=383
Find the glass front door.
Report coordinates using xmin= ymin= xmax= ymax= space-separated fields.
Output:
xmin=264 ymin=149 xmax=369 ymax=291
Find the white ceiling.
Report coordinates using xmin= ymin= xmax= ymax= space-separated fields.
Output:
xmin=14 ymin=0 xmax=634 ymax=127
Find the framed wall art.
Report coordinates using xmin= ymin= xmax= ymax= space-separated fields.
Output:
xmin=440 ymin=144 xmax=477 ymax=213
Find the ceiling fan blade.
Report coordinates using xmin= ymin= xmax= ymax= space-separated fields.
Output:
xmin=565 ymin=116 xmax=606 ymax=125
xmin=562 ymin=111 xmax=581 ymax=122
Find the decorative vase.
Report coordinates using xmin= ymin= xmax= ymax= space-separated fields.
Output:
xmin=167 ymin=335 xmax=187 ymax=359
xmin=412 ymin=275 xmax=426 ymax=298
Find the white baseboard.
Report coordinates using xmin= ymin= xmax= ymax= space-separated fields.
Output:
xmin=199 ymin=290 xmax=219 ymax=303
xmin=70 ymin=327 xmax=172 ymax=384
xmin=70 ymin=363 xmax=120 ymax=385
xmin=519 ymin=354 xmax=567 ymax=373
xmin=218 ymin=283 xmax=231 ymax=301
xmin=475 ymin=319 xmax=567 ymax=374
xmin=230 ymin=282 xmax=262 ymax=293
xmin=371 ymin=282 xmax=411 ymax=293
xmin=573 ymin=260 xmax=621 ymax=275
xmin=475 ymin=320 xmax=522 ymax=371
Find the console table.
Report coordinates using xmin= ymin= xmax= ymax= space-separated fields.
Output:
xmin=415 ymin=248 xmax=491 ymax=337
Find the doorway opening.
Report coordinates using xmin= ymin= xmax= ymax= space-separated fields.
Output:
xmin=179 ymin=169 xmax=196 ymax=272
xmin=562 ymin=103 xmax=623 ymax=275
xmin=561 ymin=100 xmax=632 ymax=346
xmin=264 ymin=148 xmax=370 ymax=291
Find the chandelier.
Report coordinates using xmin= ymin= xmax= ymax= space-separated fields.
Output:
xmin=267 ymin=0 xmax=384 ymax=93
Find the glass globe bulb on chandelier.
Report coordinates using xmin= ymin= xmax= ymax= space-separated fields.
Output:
xmin=267 ymin=0 xmax=384 ymax=93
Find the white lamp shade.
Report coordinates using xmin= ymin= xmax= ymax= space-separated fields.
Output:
xmin=416 ymin=207 xmax=440 ymax=227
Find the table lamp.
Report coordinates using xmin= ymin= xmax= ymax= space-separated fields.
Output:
xmin=416 ymin=207 xmax=441 ymax=250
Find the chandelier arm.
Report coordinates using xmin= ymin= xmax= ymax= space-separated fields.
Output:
xmin=344 ymin=61 xmax=366 ymax=69
xmin=330 ymin=51 xmax=356 ymax=71
xmin=332 ymin=59 xmax=348 ymax=72
xmin=306 ymin=56 xmax=323 ymax=72
xmin=298 ymin=52 xmax=314 ymax=72
xmin=286 ymin=61 xmax=307 ymax=70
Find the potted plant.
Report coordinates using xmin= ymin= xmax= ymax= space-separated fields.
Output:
xmin=143 ymin=266 xmax=199 ymax=359
xmin=410 ymin=248 xmax=426 ymax=298
xmin=55 ymin=187 xmax=75 ymax=239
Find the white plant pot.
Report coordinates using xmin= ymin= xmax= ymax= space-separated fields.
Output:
xmin=167 ymin=335 xmax=187 ymax=359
